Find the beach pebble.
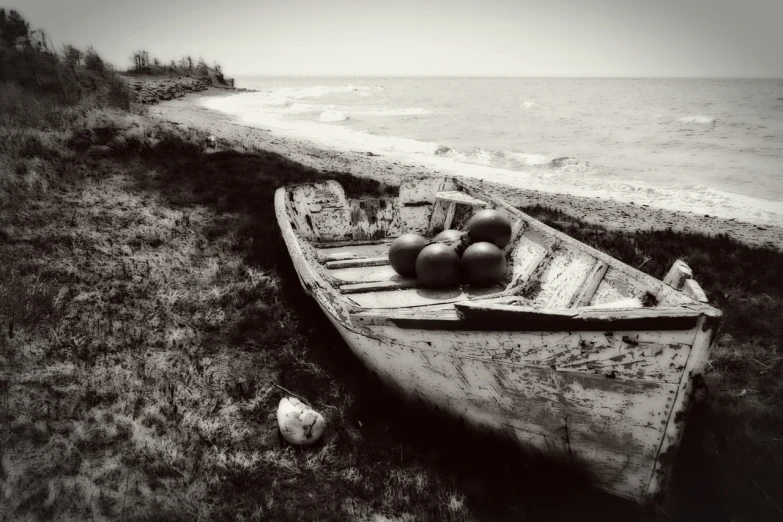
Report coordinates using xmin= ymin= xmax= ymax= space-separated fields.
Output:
xmin=277 ymin=397 xmax=325 ymax=446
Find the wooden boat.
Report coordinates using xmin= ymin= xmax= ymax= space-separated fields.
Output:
xmin=274 ymin=176 xmax=721 ymax=503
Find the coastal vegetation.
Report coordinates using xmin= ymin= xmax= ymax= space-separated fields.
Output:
xmin=0 ymin=8 xmax=127 ymax=107
xmin=127 ymin=49 xmax=227 ymax=85
xmin=1 ymin=9 xmax=782 ymax=521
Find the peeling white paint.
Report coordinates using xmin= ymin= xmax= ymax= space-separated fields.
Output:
xmin=274 ymin=176 xmax=722 ymax=504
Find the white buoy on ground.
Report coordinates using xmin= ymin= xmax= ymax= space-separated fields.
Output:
xmin=277 ymin=397 xmax=325 ymax=446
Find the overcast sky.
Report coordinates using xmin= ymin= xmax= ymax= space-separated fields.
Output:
xmin=10 ymin=0 xmax=783 ymax=77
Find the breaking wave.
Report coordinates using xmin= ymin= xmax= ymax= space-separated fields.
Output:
xmin=433 ymin=147 xmax=589 ymax=172
xmin=678 ymin=115 xmax=716 ymax=124
xmin=274 ymin=84 xmax=384 ymax=99
xmin=353 ymin=107 xmax=431 ymax=117
xmin=547 ymin=157 xmax=591 ymax=172
xmin=318 ymin=110 xmax=349 ymax=122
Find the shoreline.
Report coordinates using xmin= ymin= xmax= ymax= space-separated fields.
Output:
xmin=149 ymin=88 xmax=783 ymax=250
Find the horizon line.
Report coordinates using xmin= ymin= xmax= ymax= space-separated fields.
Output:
xmin=228 ymin=73 xmax=783 ymax=80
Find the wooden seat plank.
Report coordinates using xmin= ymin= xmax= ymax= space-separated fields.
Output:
xmin=571 ymin=262 xmax=609 ymax=308
xmin=316 ymin=241 xmax=392 ymax=262
xmin=326 ymin=256 xmax=389 ymax=269
xmin=330 ymin=264 xmax=399 ymax=283
xmin=434 ymin=191 xmax=488 ymax=207
xmin=342 ymin=279 xmax=420 ymax=294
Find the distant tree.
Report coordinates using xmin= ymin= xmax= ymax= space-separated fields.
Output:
xmin=0 ymin=8 xmax=30 ymax=47
xmin=130 ymin=50 xmax=147 ymax=72
xmin=63 ymin=44 xmax=83 ymax=68
xmin=214 ymin=61 xmax=225 ymax=83
xmin=29 ymin=28 xmax=50 ymax=53
xmin=130 ymin=49 xmax=153 ymax=72
xmin=197 ymin=56 xmax=209 ymax=75
xmin=186 ymin=55 xmax=193 ymax=75
xmin=84 ymin=45 xmax=105 ymax=72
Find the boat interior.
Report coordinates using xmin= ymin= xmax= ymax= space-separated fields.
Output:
xmin=282 ymin=177 xmax=711 ymax=315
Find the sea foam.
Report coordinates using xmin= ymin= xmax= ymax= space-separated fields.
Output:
xmin=352 ymin=107 xmax=431 ymax=117
xmin=678 ymin=115 xmax=716 ymax=124
xmin=319 ymin=110 xmax=349 ymax=122
xmin=274 ymin=85 xmax=381 ymax=99
xmin=199 ymin=79 xmax=783 ymax=229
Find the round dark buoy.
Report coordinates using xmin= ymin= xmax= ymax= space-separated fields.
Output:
xmin=389 ymin=233 xmax=427 ymax=277
xmin=434 ymin=229 xmax=464 ymax=243
xmin=461 ymin=242 xmax=506 ymax=285
xmin=467 ymin=209 xmax=512 ymax=248
xmin=415 ymin=243 xmax=460 ymax=287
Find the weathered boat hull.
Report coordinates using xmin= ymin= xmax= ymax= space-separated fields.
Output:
xmin=274 ymin=179 xmax=720 ymax=504
xmin=311 ymin=292 xmax=713 ymax=502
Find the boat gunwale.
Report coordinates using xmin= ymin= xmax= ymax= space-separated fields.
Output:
xmin=351 ymin=303 xmax=712 ymax=332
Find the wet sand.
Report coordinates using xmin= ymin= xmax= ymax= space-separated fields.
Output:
xmin=149 ymin=89 xmax=783 ymax=250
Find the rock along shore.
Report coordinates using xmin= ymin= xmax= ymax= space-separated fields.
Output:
xmin=122 ymin=74 xmax=237 ymax=105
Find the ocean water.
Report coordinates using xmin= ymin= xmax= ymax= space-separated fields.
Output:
xmin=202 ymin=77 xmax=783 ymax=227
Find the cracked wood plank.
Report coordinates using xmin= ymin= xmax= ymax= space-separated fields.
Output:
xmin=341 ymin=279 xmax=419 ymax=294
xmin=646 ymin=315 xmax=716 ymax=501
xmin=355 ymin=323 xmax=696 ymax=384
xmin=330 ymin=264 xmax=399 ymax=283
xmin=571 ymin=261 xmax=609 ymax=308
xmin=591 ymin=267 xmax=654 ymax=306
xmin=399 ymin=206 xmax=432 ymax=235
xmin=428 ymin=200 xmax=450 ymax=235
xmin=346 ymin=284 xmax=502 ymax=308
xmin=325 ymin=256 xmax=389 ymax=269
xmin=351 ymin=330 xmax=680 ymax=500
xmin=534 ymin=248 xmax=597 ymax=308
xmin=507 ymin=233 xmax=549 ymax=287
xmin=435 ymin=190 xmax=489 ymax=207
xmin=390 ymin=304 xmax=703 ymax=331
xmin=399 ymin=177 xmax=456 ymax=204
xmin=442 ymin=202 xmax=457 ymax=230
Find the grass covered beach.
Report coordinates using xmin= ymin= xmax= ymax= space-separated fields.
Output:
xmin=2 ymin=17 xmax=783 ymax=520
xmin=2 ymin=82 xmax=782 ymax=522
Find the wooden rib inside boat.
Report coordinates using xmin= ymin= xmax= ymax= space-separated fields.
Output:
xmin=274 ymin=176 xmax=722 ymax=504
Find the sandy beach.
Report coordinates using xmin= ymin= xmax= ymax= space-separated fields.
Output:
xmin=149 ymin=88 xmax=783 ymax=250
